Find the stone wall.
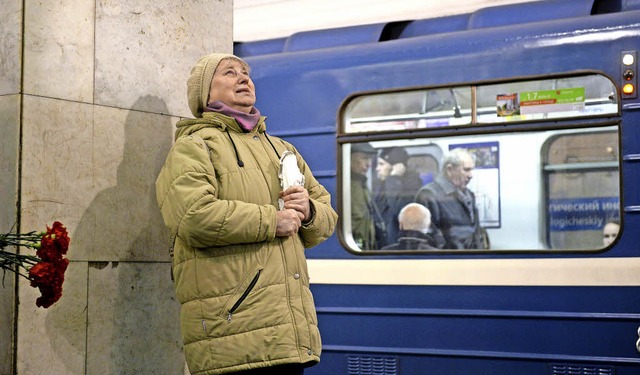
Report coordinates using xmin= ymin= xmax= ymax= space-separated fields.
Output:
xmin=0 ymin=1 xmax=232 ymax=373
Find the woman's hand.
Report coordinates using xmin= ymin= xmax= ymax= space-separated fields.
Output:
xmin=280 ymin=186 xmax=311 ymax=222
xmin=276 ymin=209 xmax=302 ymax=236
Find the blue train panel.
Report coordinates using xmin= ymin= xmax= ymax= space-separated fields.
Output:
xmin=236 ymin=1 xmax=640 ymax=373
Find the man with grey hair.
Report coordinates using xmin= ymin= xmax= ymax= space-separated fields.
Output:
xmin=414 ymin=148 xmax=485 ymax=249
xmin=381 ymin=203 xmax=438 ymax=250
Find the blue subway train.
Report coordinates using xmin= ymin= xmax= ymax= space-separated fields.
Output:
xmin=235 ymin=0 xmax=640 ymax=373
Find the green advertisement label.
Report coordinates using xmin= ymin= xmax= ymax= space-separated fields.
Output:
xmin=520 ymin=87 xmax=585 ymax=105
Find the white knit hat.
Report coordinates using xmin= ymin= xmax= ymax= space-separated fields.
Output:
xmin=186 ymin=53 xmax=248 ymax=118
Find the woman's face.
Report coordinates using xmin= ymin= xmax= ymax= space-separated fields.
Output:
xmin=208 ymin=58 xmax=256 ymax=114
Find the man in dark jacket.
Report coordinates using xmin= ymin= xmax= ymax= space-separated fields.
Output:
xmin=414 ymin=148 xmax=485 ymax=249
xmin=382 ymin=203 xmax=438 ymax=250
xmin=374 ymin=147 xmax=423 ymax=247
xmin=350 ymin=142 xmax=384 ymax=250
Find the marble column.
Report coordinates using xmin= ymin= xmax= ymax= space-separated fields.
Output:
xmin=0 ymin=1 xmax=233 ymax=374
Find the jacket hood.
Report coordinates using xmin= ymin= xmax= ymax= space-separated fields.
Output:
xmin=175 ymin=112 xmax=267 ymax=140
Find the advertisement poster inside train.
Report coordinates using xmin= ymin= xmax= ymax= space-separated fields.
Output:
xmin=519 ymin=87 xmax=585 ymax=115
xmin=496 ymin=88 xmax=585 ymax=117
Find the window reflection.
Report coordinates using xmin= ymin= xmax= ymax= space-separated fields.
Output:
xmin=341 ymin=74 xmax=618 ymax=134
xmin=544 ymin=130 xmax=620 ymax=249
xmin=343 ymin=128 xmax=620 ymax=252
xmin=344 ymin=88 xmax=472 ymax=133
xmin=341 ymin=74 xmax=621 ymax=253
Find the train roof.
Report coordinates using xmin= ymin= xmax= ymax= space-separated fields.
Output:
xmin=234 ymin=0 xmax=640 ymax=58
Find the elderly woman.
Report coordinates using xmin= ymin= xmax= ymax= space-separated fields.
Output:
xmin=156 ymin=53 xmax=337 ymax=375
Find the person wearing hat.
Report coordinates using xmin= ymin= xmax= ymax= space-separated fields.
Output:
xmin=350 ymin=142 xmax=384 ymax=250
xmin=155 ymin=53 xmax=337 ymax=375
xmin=374 ymin=147 xmax=424 ymax=247
xmin=415 ymin=148 xmax=485 ymax=249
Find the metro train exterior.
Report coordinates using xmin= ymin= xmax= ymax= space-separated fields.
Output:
xmin=234 ymin=0 xmax=640 ymax=373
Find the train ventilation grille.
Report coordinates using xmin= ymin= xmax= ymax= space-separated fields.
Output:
xmin=347 ymin=355 xmax=399 ymax=375
xmin=550 ymin=363 xmax=615 ymax=375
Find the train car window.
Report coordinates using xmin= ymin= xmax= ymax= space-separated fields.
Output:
xmin=544 ymin=130 xmax=620 ymax=250
xmin=340 ymin=73 xmax=621 ymax=254
xmin=477 ymin=75 xmax=618 ymax=123
xmin=343 ymin=87 xmax=472 ymax=133
xmin=341 ymin=74 xmax=618 ymax=135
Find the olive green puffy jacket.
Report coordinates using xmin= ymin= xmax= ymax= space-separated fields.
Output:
xmin=155 ymin=112 xmax=337 ymax=375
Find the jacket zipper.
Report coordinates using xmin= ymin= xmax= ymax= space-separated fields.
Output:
xmin=227 ymin=270 xmax=262 ymax=322
xmin=169 ymin=234 xmax=177 ymax=281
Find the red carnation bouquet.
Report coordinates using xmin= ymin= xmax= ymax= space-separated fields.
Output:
xmin=0 ymin=221 xmax=70 ymax=308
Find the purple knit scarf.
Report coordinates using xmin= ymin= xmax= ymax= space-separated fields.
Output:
xmin=205 ymin=100 xmax=261 ymax=132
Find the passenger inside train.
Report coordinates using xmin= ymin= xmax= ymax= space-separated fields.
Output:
xmin=350 ymin=142 xmax=384 ymax=250
xmin=602 ymin=220 xmax=620 ymax=247
xmin=373 ymin=147 xmax=423 ymax=248
xmin=381 ymin=203 xmax=440 ymax=251
xmin=415 ymin=148 xmax=486 ymax=250
xmin=344 ymin=74 xmax=622 ymax=253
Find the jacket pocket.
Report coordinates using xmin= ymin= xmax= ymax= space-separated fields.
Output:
xmin=219 ymin=267 xmax=263 ymax=323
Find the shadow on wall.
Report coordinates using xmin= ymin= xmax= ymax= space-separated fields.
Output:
xmin=47 ymin=96 xmax=185 ymax=374
xmin=73 ymin=95 xmax=173 ymax=261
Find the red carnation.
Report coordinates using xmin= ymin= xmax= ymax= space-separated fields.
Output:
xmin=36 ymin=221 xmax=70 ymax=262
xmin=2 ymin=221 xmax=71 ymax=308
xmin=29 ymin=258 xmax=69 ymax=308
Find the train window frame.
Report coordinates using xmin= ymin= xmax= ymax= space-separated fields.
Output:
xmin=338 ymin=72 xmax=622 ymax=255
xmin=339 ymin=72 xmax=619 ymax=135
xmin=343 ymin=87 xmax=473 ymax=134
xmin=542 ymin=129 xmax=621 ymax=250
